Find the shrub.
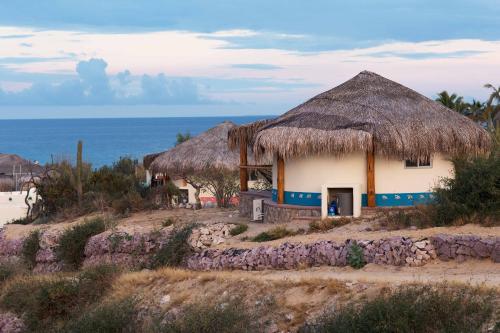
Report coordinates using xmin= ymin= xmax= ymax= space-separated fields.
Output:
xmin=347 ymin=243 xmax=365 ymax=269
xmin=230 ymin=223 xmax=248 ymax=236
xmin=56 ymin=217 xmax=106 ymax=269
xmin=252 ymin=226 xmax=297 ymax=242
xmin=432 ymin=151 xmax=499 ymax=226
xmin=0 ymin=265 xmax=118 ymax=331
xmin=162 ymin=218 xmax=175 ymax=228
xmin=309 ymin=218 xmax=351 ymax=232
xmin=153 ymin=298 xmax=259 ymax=333
xmin=151 ymin=224 xmax=195 ymax=268
xmin=22 ymin=230 xmax=41 ymax=269
xmin=0 ymin=263 xmax=18 ymax=285
xmin=63 ymin=297 xmax=137 ymax=333
xmin=299 ymin=284 xmax=495 ymax=333
xmin=8 ymin=216 xmax=32 ymax=225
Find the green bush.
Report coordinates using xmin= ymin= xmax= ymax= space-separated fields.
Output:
xmin=299 ymin=284 xmax=495 ymax=333
xmin=56 ymin=218 xmax=106 ymax=269
xmin=433 ymin=152 xmax=499 ymax=225
xmin=252 ymin=226 xmax=297 ymax=242
xmin=22 ymin=230 xmax=41 ymax=269
xmin=62 ymin=297 xmax=137 ymax=333
xmin=0 ymin=265 xmax=118 ymax=331
xmin=151 ymin=224 xmax=195 ymax=268
xmin=230 ymin=223 xmax=248 ymax=236
xmin=153 ymin=298 xmax=259 ymax=333
xmin=347 ymin=243 xmax=365 ymax=269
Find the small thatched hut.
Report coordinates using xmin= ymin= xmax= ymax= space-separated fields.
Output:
xmin=229 ymin=71 xmax=491 ymax=220
xmin=146 ymin=121 xmax=262 ymax=207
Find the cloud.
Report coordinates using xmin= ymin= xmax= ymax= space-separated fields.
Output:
xmin=0 ymin=58 xmax=212 ymax=105
xmin=360 ymin=50 xmax=487 ymax=60
xmin=231 ymin=64 xmax=282 ymax=70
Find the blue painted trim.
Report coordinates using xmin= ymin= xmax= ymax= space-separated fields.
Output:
xmin=272 ymin=189 xmax=435 ymax=207
xmin=362 ymin=193 xmax=435 ymax=206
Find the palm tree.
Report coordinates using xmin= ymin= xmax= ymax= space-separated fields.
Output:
xmin=467 ymin=99 xmax=485 ymax=122
xmin=484 ymin=83 xmax=500 ymax=105
xmin=484 ymin=84 xmax=500 ymax=130
xmin=436 ymin=91 xmax=468 ymax=116
xmin=436 ymin=91 xmax=460 ymax=109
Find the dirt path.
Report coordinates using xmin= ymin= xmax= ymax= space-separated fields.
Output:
xmin=238 ymin=260 xmax=500 ymax=288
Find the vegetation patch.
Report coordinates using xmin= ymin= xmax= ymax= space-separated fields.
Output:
xmin=21 ymin=230 xmax=41 ymax=269
xmin=308 ymin=218 xmax=351 ymax=232
xmin=433 ymin=147 xmax=499 ymax=226
xmin=299 ymin=284 xmax=496 ymax=333
xmin=162 ymin=217 xmax=176 ymax=228
xmin=151 ymin=224 xmax=195 ymax=268
xmin=230 ymin=223 xmax=248 ymax=236
xmin=347 ymin=243 xmax=366 ymax=269
xmin=252 ymin=226 xmax=299 ymax=242
xmin=62 ymin=297 xmax=137 ymax=333
xmin=56 ymin=217 xmax=106 ymax=269
xmin=0 ymin=265 xmax=118 ymax=332
xmin=152 ymin=298 xmax=260 ymax=333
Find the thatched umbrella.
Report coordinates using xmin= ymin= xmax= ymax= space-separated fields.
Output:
xmin=230 ymin=71 xmax=491 ymax=161
xmin=150 ymin=121 xmax=242 ymax=175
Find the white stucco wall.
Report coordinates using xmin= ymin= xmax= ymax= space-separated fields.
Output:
xmin=273 ymin=153 xmax=453 ymax=194
xmin=0 ymin=188 xmax=37 ymax=226
xmin=375 ymin=154 xmax=453 ymax=193
xmin=284 ymin=152 xmax=367 ymax=193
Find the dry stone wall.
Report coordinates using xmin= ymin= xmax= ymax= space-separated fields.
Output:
xmin=187 ymin=234 xmax=499 ymax=271
xmin=82 ymin=229 xmax=172 ymax=269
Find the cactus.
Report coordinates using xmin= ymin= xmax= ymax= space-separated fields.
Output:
xmin=76 ymin=140 xmax=83 ymax=206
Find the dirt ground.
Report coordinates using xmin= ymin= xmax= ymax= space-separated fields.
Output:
xmin=112 ymin=262 xmax=499 ymax=331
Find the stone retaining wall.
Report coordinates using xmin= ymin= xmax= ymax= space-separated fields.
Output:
xmin=187 ymin=234 xmax=499 ymax=271
xmin=431 ymin=234 xmax=499 ymax=262
xmin=263 ymin=200 xmax=321 ymax=224
xmin=82 ymin=229 xmax=172 ymax=269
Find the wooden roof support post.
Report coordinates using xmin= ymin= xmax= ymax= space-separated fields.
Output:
xmin=239 ymin=137 xmax=248 ymax=192
xmin=367 ymin=144 xmax=376 ymax=207
xmin=277 ymin=155 xmax=285 ymax=204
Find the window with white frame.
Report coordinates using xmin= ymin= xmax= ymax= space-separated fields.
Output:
xmin=405 ymin=156 xmax=432 ymax=168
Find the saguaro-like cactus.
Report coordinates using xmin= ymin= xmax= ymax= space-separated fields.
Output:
xmin=76 ymin=140 xmax=83 ymax=206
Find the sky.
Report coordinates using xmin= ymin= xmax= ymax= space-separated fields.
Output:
xmin=0 ymin=0 xmax=500 ymax=118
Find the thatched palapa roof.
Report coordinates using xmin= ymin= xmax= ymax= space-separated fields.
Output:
xmin=149 ymin=121 xmax=243 ymax=175
xmin=230 ymin=71 xmax=491 ymax=160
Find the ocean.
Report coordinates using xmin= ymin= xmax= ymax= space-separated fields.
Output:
xmin=0 ymin=116 xmax=268 ymax=167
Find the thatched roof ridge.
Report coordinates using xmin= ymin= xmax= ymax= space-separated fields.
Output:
xmin=228 ymin=119 xmax=273 ymax=150
xmin=251 ymin=71 xmax=491 ymax=160
xmin=143 ymin=152 xmax=162 ymax=169
xmin=149 ymin=121 xmax=242 ymax=175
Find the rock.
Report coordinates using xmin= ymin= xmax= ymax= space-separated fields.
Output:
xmin=160 ymin=295 xmax=171 ymax=305
xmin=0 ymin=312 xmax=25 ymax=333
xmin=285 ymin=313 xmax=294 ymax=322
xmin=414 ymin=241 xmax=427 ymax=250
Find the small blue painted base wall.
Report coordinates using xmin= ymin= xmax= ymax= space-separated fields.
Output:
xmin=271 ymin=189 xmax=434 ymax=207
